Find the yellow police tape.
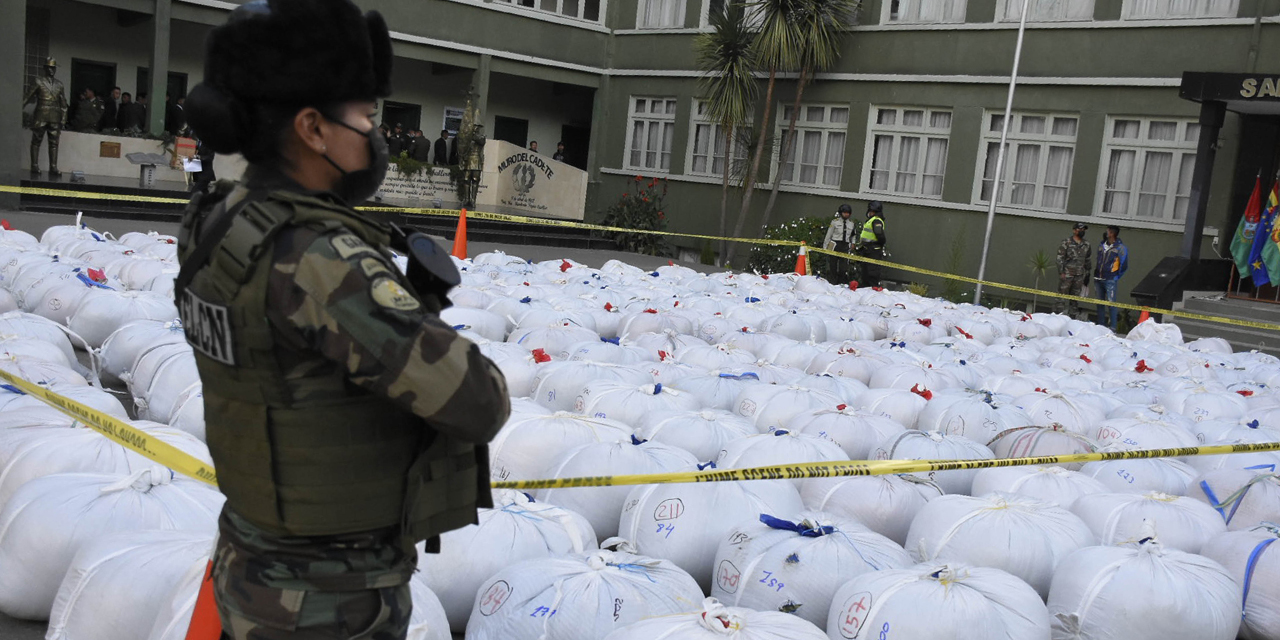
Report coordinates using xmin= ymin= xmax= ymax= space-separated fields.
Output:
xmin=491 ymin=441 xmax=1280 ymax=491
xmin=4 ymin=183 xmax=1276 ymax=333
xmin=0 ymin=367 xmax=219 ymax=487
xmin=1 ymin=362 xmax=1278 ymax=492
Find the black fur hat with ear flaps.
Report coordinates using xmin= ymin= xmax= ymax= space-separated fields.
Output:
xmin=185 ymin=0 xmax=392 ymax=154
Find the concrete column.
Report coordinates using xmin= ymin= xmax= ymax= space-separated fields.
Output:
xmin=472 ymin=54 xmax=491 ymax=124
xmin=0 ymin=0 xmax=27 ymax=205
xmin=147 ymin=0 xmax=172 ymax=135
xmin=1181 ymin=100 xmax=1226 ymax=263
xmin=583 ymin=74 xmax=609 ymax=217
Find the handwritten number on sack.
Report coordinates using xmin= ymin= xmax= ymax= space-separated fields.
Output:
xmin=758 ymin=570 xmax=785 ymax=592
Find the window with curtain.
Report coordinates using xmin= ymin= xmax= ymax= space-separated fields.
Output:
xmin=626 ymin=97 xmax=678 ymax=172
xmin=975 ymin=111 xmax=1078 ymax=212
xmin=639 ymin=0 xmax=686 ymax=27
xmin=1002 ymin=0 xmax=1095 ymax=21
xmin=688 ymin=100 xmax=751 ymax=178
xmin=1096 ymin=117 xmax=1199 ymax=221
xmin=496 ymin=0 xmax=602 ymax=20
xmin=864 ymin=106 xmax=952 ymax=198
xmin=887 ymin=0 xmax=967 ymax=22
xmin=1123 ymin=0 xmax=1236 ymax=17
xmin=775 ymin=104 xmax=850 ymax=189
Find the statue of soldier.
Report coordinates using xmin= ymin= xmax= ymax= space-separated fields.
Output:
xmin=461 ymin=123 xmax=485 ymax=208
xmin=22 ymin=58 xmax=69 ymax=177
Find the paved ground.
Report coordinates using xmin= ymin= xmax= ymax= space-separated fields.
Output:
xmin=0 ymin=208 xmax=730 ymax=640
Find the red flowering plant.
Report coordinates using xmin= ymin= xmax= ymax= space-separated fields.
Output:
xmin=600 ymin=175 xmax=671 ymax=256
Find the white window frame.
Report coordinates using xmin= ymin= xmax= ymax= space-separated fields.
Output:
xmin=1121 ymin=0 xmax=1237 ymax=19
xmin=773 ymin=103 xmax=851 ymax=190
xmin=973 ymin=111 xmax=1080 ymax=214
xmin=495 ymin=0 xmax=605 ymax=22
xmin=997 ymin=0 xmax=1095 ymax=21
xmin=687 ymin=99 xmax=752 ymax=179
xmin=1094 ymin=117 xmax=1200 ymax=223
xmin=624 ymin=96 xmax=679 ymax=173
xmin=700 ymin=0 xmax=766 ymax=29
xmin=638 ymin=0 xmax=687 ymax=27
xmin=881 ymin=0 xmax=967 ymax=24
xmin=862 ymin=106 xmax=952 ymax=199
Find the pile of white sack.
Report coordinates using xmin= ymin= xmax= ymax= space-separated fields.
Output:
xmin=3 ymin=221 xmax=1280 ymax=640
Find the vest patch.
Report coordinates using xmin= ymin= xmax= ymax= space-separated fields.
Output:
xmin=370 ymin=277 xmax=420 ymax=312
xmin=360 ymin=257 xmax=392 ymax=279
xmin=178 ymin=289 xmax=237 ymax=365
xmin=331 ymin=233 xmax=377 ymax=260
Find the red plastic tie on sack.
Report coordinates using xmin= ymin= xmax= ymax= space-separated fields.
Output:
xmin=643 ymin=308 xmax=658 ymax=314
xmin=1237 ymin=389 xmax=1255 ymax=397
xmin=658 ymin=350 xmax=670 ymax=362
xmin=918 ymin=318 xmax=932 ymax=328
xmin=848 ymin=281 xmax=859 ymax=291
xmin=603 ymin=302 xmax=614 ymax=312
xmin=955 ymin=327 xmax=973 ymax=339
xmin=531 ymin=349 xmax=551 ymax=363
xmin=87 ymin=268 xmax=106 ymax=283
xmin=1134 ymin=360 xmax=1154 ymax=373
xmin=0 ymin=220 xmax=10 ymax=231
xmin=875 ymin=287 xmax=886 ymax=292
xmin=1079 ymin=354 xmax=1092 ymax=364
xmin=910 ymin=384 xmax=933 ymax=401
xmin=836 ymin=404 xmax=848 ymax=411
xmin=559 ymin=260 xmax=573 ymax=272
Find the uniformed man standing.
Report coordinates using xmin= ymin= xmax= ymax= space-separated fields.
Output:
xmin=822 ymin=204 xmax=856 ymax=285
xmin=1056 ymin=221 xmax=1092 ymax=317
xmin=855 ymin=200 xmax=887 ymax=287
xmin=178 ymin=0 xmax=510 ymax=637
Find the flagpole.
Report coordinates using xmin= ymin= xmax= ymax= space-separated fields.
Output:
xmin=974 ymin=0 xmax=1032 ymax=305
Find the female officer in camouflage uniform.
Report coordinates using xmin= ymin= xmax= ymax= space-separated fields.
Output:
xmin=179 ymin=0 xmax=510 ymax=637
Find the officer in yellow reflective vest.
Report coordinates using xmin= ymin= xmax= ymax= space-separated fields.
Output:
xmin=855 ymin=200 xmax=887 ymax=287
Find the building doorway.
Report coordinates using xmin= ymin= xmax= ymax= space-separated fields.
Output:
xmin=135 ymin=68 xmax=188 ymax=101
xmin=382 ymin=100 xmax=421 ymax=133
xmin=559 ymin=124 xmax=590 ymax=169
xmin=70 ymin=59 xmax=115 ymax=101
xmin=493 ymin=115 xmax=529 ymax=148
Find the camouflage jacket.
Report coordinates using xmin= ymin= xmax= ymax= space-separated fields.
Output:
xmin=1057 ymin=236 xmax=1092 ymax=277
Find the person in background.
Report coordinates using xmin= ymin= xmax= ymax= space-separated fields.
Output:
xmin=433 ymin=129 xmax=450 ymax=165
xmin=388 ymin=122 xmax=406 ymax=157
xmin=100 ymin=86 xmax=121 ymax=131
xmin=117 ymin=92 xmax=143 ymax=132
xmin=528 ymin=140 xmax=538 ymax=154
xmin=410 ymin=129 xmax=432 ymax=162
xmin=855 ymin=200 xmax=887 ymax=288
xmin=822 ymin=203 xmax=856 ymax=286
xmin=1094 ymin=225 xmax=1128 ymax=331
xmin=137 ymin=93 xmax=149 ymax=131
xmin=71 ymin=87 xmax=104 ymax=131
xmin=552 ymin=141 xmax=565 ymax=163
xmin=1055 ymin=222 xmax=1092 ymax=317
xmin=165 ymin=92 xmax=188 ymax=134
xmin=180 ymin=0 xmax=510 ymax=635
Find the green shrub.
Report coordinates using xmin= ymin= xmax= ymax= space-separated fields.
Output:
xmin=747 ymin=216 xmax=830 ymax=276
xmin=600 ymin=175 xmax=672 ymax=256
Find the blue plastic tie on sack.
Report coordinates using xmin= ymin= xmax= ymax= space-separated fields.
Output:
xmin=890 ymin=341 xmax=907 ymax=349
xmin=1248 ymin=420 xmax=1261 ymax=429
xmin=772 ymin=429 xmax=789 ymax=436
xmin=650 ymin=271 xmax=660 ymax=277
xmin=745 ymin=297 xmax=761 ymax=303
xmin=607 ymin=562 xmax=658 ymax=583
xmin=523 ymin=492 xmax=536 ymax=503
xmin=451 ymin=324 xmax=467 ymax=331
xmin=0 ymin=384 xmax=25 ymax=395
xmin=652 ymin=383 xmax=663 ymax=394
xmin=759 ymin=514 xmax=835 ymax=538
xmin=697 ymin=460 xmax=717 ymax=470
xmin=519 ymin=296 xmax=532 ymax=304
xmin=1198 ymin=480 xmax=1244 ymax=524
xmin=1242 ymin=537 xmax=1277 ymax=618
xmin=75 ymin=273 xmax=113 ymax=290
xmin=600 ymin=336 xmax=620 ymax=345
xmin=631 ymin=434 xmax=649 ymax=445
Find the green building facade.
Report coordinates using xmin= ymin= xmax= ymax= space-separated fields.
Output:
xmin=4 ymin=0 xmax=1279 ymax=299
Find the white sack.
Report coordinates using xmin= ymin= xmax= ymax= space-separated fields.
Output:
xmin=1070 ymin=491 xmax=1227 ymax=553
xmin=604 ymin=597 xmax=827 ymax=640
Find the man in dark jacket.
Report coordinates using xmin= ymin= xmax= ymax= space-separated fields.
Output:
xmin=99 ymin=86 xmax=121 ymax=131
xmin=116 ymin=92 xmax=143 ymax=132
xmin=433 ymin=129 xmax=450 ymax=165
xmin=1094 ymin=225 xmax=1128 ymax=331
xmin=410 ymin=129 xmax=432 ymax=161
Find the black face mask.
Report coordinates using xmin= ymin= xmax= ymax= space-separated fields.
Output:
xmin=321 ymin=118 xmax=389 ymax=206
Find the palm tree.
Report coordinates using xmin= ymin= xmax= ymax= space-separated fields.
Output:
xmin=724 ymin=0 xmax=805 ymax=267
xmin=758 ymin=0 xmax=859 ymax=232
xmin=695 ymin=1 xmax=759 ymax=265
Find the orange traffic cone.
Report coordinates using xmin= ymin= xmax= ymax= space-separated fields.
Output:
xmin=794 ymin=242 xmax=808 ymax=276
xmin=1138 ymin=309 xmax=1150 ymax=323
xmin=183 ymin=560 xmax=221 ymax=640
xmin=451 ymin=208 xmax=469 ymax=260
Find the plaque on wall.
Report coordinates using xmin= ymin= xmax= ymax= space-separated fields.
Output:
xmin=99 ymin=141 xmax=122 ymax=159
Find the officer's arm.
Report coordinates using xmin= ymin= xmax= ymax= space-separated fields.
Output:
xmin=1057 ymin=241 xmax=1067 ymax=272
xmin=872 ymin=221 xmax=885 ymax=244
xmin=823 ymin=223 xmax=836 ymax=251
xmin=267 ymin=227 xmax=510 ymax=444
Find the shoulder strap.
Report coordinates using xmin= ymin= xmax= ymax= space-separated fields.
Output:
xmin=175 ymin=187 xmax=268 ymax=295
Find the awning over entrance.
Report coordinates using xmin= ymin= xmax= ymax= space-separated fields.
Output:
xmin=1181 ymin=72 xmax=1280 ymax=116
